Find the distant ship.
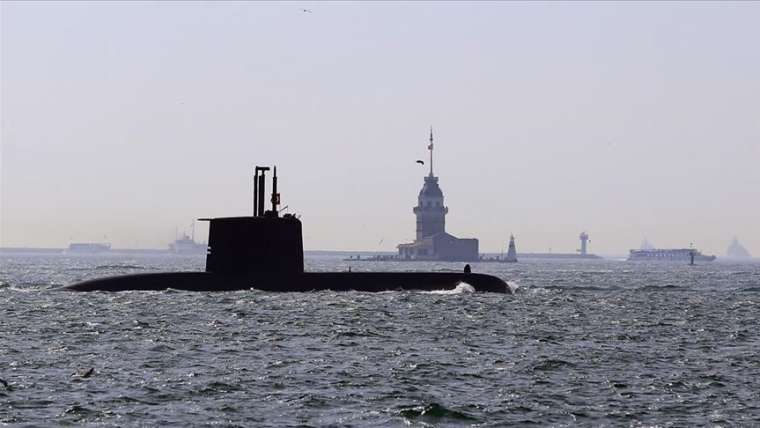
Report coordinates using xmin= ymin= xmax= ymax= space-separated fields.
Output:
xmin=726 ymin=237 xmax=752 ymax=259
xmin=65 ymin=243 xmax=111 ymax=254
xmin=169 ymin=233 xmax=207 ymax=255
xmin=627 ymin=248 xmax=716 ymax=262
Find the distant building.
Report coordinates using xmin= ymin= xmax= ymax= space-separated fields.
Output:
xmin=397 ymin=129 xmax=479 ymax=261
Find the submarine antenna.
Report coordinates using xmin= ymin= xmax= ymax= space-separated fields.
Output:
xmin=258 ymin=169 xmax=265 ymax=216
xmin=271 ymin=166 xmax=280 ymax=216
xmin=253 ymin=167 xmax=258 ymax=217
xmin=255 ymin=166 xmax=270 ymax=216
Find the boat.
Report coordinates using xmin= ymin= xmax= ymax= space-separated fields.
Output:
xmin=65 ymin=243 xmax=111 ymax=254
xmin=62 ymin=165 xmax=510 ymax=293
xmin=627 ymin=248 xmax=716 ymax=262
xmin=169 ymin=234 xmax=207 ymax=255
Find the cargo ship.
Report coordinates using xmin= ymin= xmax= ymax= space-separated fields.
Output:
xmin=65 ymin=243 xmax=111 ymax=254
xmin=627 ymin=248 xmax=716 ymax=262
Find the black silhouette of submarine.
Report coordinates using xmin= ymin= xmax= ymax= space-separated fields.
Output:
xmin=63 ymin=166 xmax=510 ymax=293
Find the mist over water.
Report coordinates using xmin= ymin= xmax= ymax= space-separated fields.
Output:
xmin=2 ymin=254 xmax=759 ymax=426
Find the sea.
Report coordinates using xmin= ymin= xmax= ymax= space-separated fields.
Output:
xmin=1 ymin=253 xmax=759 ymax=427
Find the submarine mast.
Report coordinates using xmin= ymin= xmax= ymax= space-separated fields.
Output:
xmin=253 ymin=166 xmax=270 ymax=217
xmin=253 ymin=165 xmax=281 ymax=217
xmin=271 ymin=166 xmax=280 ymax=214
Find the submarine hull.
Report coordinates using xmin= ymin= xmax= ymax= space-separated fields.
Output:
xmin=61 ymin=271 xmax=509 ymax=293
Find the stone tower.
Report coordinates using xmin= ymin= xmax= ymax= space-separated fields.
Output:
xmin=413 ymin=128 xmax=448 ymax=240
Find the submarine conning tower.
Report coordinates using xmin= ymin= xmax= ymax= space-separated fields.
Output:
xmin=201 ymin=166 xmax=304 ymax=276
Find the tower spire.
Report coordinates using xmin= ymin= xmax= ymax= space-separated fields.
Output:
xmin=428 ymin=126 xmax=434 ymax=177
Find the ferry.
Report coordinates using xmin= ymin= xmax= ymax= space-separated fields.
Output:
xmin=627 ymin=248 xmax=716 ymax=262
xmin=65 ymin=243 xmax=111 ymax=254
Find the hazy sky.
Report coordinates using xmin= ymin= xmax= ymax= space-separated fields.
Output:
xmin=1 ymin=1 xmax=758 ymax=255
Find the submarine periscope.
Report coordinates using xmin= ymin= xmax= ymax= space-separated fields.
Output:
xmin=63 ymin=166 xmax=510 ymax=293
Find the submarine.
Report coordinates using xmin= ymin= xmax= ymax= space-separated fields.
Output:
xmin=63 ymin=166 xmax=510 ymax=293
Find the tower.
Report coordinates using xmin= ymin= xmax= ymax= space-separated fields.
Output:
xmin=413 ymin=128 xmax=448 ymax=240
xmin=397 ymin=128 xmax=478 ymax=261
xmin=579 ymin=232 xmax=589 ymax=256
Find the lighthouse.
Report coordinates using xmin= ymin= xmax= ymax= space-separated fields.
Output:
xmin=505 ymin=235 xmax=518 ymax=263
xmin=579 ymin=232 xmax=589 ymax=256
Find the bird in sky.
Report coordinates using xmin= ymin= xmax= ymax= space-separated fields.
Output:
xmin=301 ymin=8 xmax=313 ymax=13
xmin=416 ymin=160 xmax=425 ymax=165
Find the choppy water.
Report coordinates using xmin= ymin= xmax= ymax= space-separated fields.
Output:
xmin=2 ymin=253 xmax=760 ymax=426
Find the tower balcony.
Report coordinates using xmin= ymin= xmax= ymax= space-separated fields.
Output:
xmin=413 ymin=206 xmax=448 ymax=215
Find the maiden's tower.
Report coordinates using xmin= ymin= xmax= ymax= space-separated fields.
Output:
xmin=397 ymin=129 xmax=479 ymax=261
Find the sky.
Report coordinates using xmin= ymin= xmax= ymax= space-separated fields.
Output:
xmin=1 ymin=1 xmax=758 ymax=256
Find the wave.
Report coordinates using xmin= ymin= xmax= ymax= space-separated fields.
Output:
xmin=95 ymin=264 xmax=147 ymax=270
xmin=2 ymin=282 xmax=57 ymax=292
xmin=638 ymin=284 xmax=686 ymax=291
xmin=532 ymin=359 xmax=575 ymax=371
xmin=398 ymin=402 xmax=478 ymax=422
xmin=426 ymin=282 xmax=475 ymax=295
xmin=64 ymin=264 xmax=148 ymax=271
xmin=539 ymin=285 xmax=616 ymax=292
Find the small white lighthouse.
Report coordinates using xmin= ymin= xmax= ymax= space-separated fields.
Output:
xmin=579 ymin=232 xmax=589 ymax=256
xmin=505 ymin=235 xmax=518 ymax=263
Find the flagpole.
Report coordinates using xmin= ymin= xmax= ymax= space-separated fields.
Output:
xmin=428 ymin=126 xmax=434 ymax=177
